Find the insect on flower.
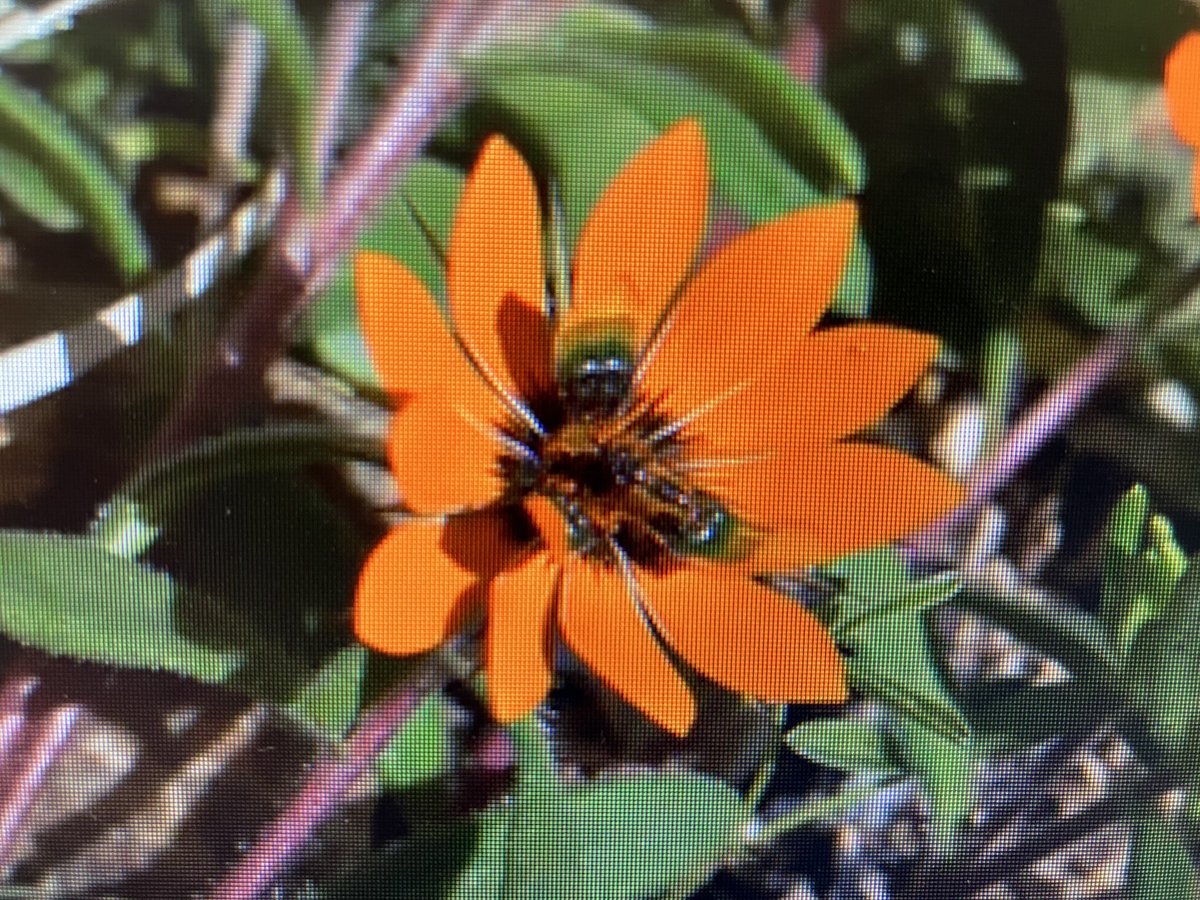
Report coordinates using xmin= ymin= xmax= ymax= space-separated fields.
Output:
xmin=353 ymin=119 xmax=963 ymax=735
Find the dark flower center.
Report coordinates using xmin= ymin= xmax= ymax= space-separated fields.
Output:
xmin=498 ymin=333 xmax=747 ymax=569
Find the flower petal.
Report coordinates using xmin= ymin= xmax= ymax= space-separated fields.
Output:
xmin=687 ymin=325 xmax=939 ymax=455
xmin=639 ymin=201 xmax=858 ymax=419
xmin=449 ymin=136 xmax=551 ymax=401
xmin=644 ymin=566 xmax=846 ymax=703
xmin=1166 ymin=33 xmax=1200 ymax=147
xmin=486 ymin=551 xmax=560 ymax=723
xmin=386 ymin=398 xmax=505 ymax=515
xmin=566 ymin=120 xmax=709 ymax=347
xmin=705 ymin=444 xmax=963 ymax=566
xmin=558 ymin=556 xmax=696 ymax=735
xmin=354 ymin=516 xmax=521 ymax=656
xmin=355 ymin=252 xmax=503 ymax=420
xmin=525 ymin=494 xmax=570 ymax=562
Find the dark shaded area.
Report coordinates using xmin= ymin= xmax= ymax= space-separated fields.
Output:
xmin=825 ymin=0 xmax=1069 ymax=350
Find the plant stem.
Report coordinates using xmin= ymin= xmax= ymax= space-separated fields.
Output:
xmin=0 ymin=704 xmax=80 ymax=873
xmin=911 ymin=324 xmax=1139 ymax=562
xmin=205 ymin=18 xmax=265 ymax=230
xmin=899 ymin=768 xmax=1174 ymax=900
xmin=152 ymin=0 xmax=561 ymax=455
xmin=311 ymin=0 xmax=375 ymax=186
xmin=208 ymin=662 xmax=445 ymax=900
xmin=744 ymin=706 xmax=787 ymax=809
xmin=749 ymin=778 xmax=892 ymax=848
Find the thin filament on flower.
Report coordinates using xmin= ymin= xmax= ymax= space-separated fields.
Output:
xmin=481 ymin=320 xmax=747 ymax=572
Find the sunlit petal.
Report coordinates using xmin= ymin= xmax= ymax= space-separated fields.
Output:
xmin=687 ymin=325 xmax=938 ymax=454
xmin=1166 ymin=33 xmax=1200 ymax=147
xmin=706 ymin=444 xmax=963 ymax=566
xmin=386 ymin=398 xmax=505 ymax=515
xmin=355 ymin=252 xmax=503 ymax=421
xmin=566 ymin=120 xmax=709 ymax=348
xmin=487 ymin=551 xmax=560 ymax=723
xmin=354 ymin=519 xmax=489 ymax=655
xmin=525 ymin=494 xmax=570 ymax=562
xmin=644 ymin=566 xmax=846 ymax=703
xmin=640 ymin=201 xmax=857 ymax=418
xmin=558 ymin=557 xmax=696 ymax=735
xmin=449 ymin=136 xmax=552 ymax=401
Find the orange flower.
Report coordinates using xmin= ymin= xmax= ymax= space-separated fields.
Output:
xmin=353 ymin=120 xmax=962 ymax=736
xmin=1166 ymin=32 xmax=1200 ymax=214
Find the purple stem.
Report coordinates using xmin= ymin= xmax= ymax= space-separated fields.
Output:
xmin=911 ymin=324 xmax=1138 ymax=560
xmin=302 ymin=0 xmax=475 ymax=289
xmin=311 ymin=0 xmax=376 ymax=188
xmin=209 ymin=19 xmax=265 ymax=210
xmin=208 ymin=665 xmax=442 ymax=900
xmin=965 ymin=326 xmax=1135 ymax=506
xmin=0 ymin=677 xmax=37 ymax=773
xmin=0 ymin=705 xmax=81 ymax=873
xmin=0 ymin=676 xmax=35 ymax=718
xmin=152 ymin=0 xmax=532 ymax=454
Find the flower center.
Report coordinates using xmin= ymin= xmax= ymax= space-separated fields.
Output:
xmin=499 ymin=339 xmax=746 ymax=568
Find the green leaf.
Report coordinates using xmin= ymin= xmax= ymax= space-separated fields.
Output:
xmin=551 ymin=773 xmax=745 ymax=899
xmin=469 ymin=52 xmax=820 ymax=225
xmin=339 ymin=715 xmax=747 ymax=899
xmin=329 ymin=816 xmax=484 ymax=899
xmin=89 ymin=496 xmax=162 ymax=559
xmin=0 ymin=143 xmax=82 ymax=230
xmin=893 ymin=719 xmax=976 ymax=853
xmin=295 ymin=665 xmax=478 ymax=808
xmin=115 ymin=423 xmax=383 ymax=534
xmin=0 ymin=74 xmax=150 ymax=278
xmin=1130 ymin=809 xmax=1200 ymax=900
xmin=1103 ymin=484 xmax=1151 ymax=641
xmin=816 ymin=550 xmax=969 ymax=741
xmin=214 ymin=0 xmax=318 ymax=201
xmin=786 ymin=717 xmax=899 ymax=776
xmin=953 ymin=6 xmax=1022 ymax=83
xmin=575 ymin=64 xmax=820 ymax=221
xmin=963 ymin=680 xmax=1113 ymax=752
xmin=981 ymin=328 xmax=1022 ymax=442
xmin=0 ymin=531 xmax=239 ymax=681
xmin=462 ymin=775 xmax=745 ymax=899
xmin=835 ymin=571 xmax=961 ymax=635
xmin=1101 ymin=486 xmax=1187 ymax=658
xmin=835 ymin=235 xmax=873 ymax=318
xmin=153 ymin=469 xmax=363 ymax=707
xmin=301 ymin=159 xmax=464 ymax=389
xmin=820 ymin=548 xmax=909 ymax=627
xmin=376 ymin=692 xmax=457 ymax=792
xmin=1128 ymin=559 xmax=1200 ymax=757
xmin=110 ymin=119 xmax=222 ymax=170
xmin=288 ymin=645 xmax=366 ymax=738
xmin=499 ymin=3 xmax=866 ymax=194
xmin=953 ymin=587 xmax=1118 ymax=679
xmin=1036 ymin=202 xmax=1145 ymax=329
xmin=363 ymin=720 xmax=748 ymax=899
xmin=844 ymin=611 xmax=971 ymax=744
